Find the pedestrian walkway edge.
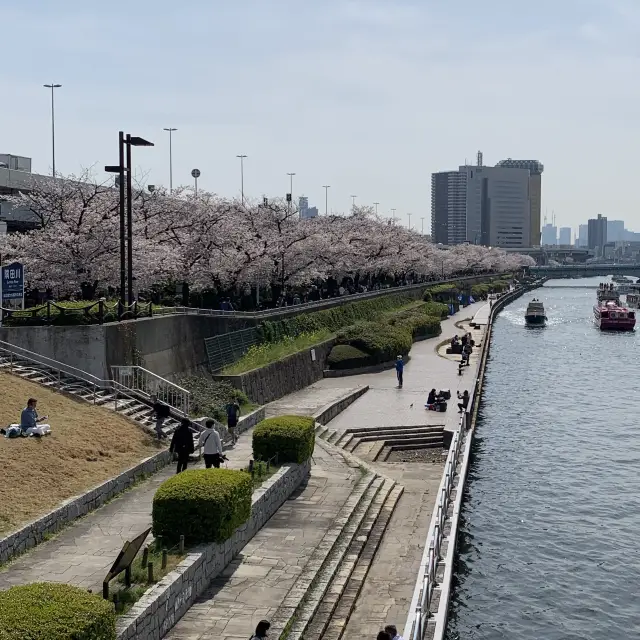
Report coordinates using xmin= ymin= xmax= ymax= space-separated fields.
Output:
xmin=0 ymin=450 xmax=172 ymax=568
xmin=116 ymin=460 xmax=311 ymax=640
xmin=312 ymin=386 xmax=369 ymax=425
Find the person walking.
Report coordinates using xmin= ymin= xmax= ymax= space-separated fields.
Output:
xmin=170 ymin=418 xmax=195 ymax=474
xmin=152 ymin=396 xmax=170 ymax=440
xmin=226 ymin=400 xmax=241 ymax=445
xmin=199 ymin=420 xmax=224 ymax=469
xmin=250 ymin=619 xmax=271 ymax=640
xmin=395 ymin=355 xmax=404 ymax=388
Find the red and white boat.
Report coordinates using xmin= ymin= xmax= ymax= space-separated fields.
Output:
xmin=594 ymin=283 xmax=636 ymax=330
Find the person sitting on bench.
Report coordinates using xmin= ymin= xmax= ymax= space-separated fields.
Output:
xmin=20 ymin=398 xmax=51 ymax=436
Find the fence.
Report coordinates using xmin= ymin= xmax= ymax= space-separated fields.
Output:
xmin=111 ymin=366 xmax=190 ymax=416
xmin=204 ymin=327 xmax=260 ymax=372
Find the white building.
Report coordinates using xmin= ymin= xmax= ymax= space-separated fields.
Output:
xmin=541 ymin=223 xmax=557 ymax=246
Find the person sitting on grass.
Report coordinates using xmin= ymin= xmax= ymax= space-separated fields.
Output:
xmin=20 ymin=398 xmax=51 ymax=436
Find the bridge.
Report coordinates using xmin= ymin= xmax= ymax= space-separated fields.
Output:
xmin=506 ymin=246 xmax=592 ymax=265
xmin=528 ymin=263 xmax=640 ymax=278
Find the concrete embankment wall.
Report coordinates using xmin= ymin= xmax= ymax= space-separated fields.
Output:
xmin=0 ymin=274 xmax=502 ymax=380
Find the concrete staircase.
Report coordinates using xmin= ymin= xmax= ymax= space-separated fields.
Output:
xmin=0 ymin=353 xmax=183 ymax=439
xmin=316 ymin=424 xmax=446 ymax=462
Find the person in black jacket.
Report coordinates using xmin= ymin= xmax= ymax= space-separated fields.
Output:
xmin=152 ymin=397 xmax=171 ymax=440
xmin=170 ymin=418 xmax=195 ymax=474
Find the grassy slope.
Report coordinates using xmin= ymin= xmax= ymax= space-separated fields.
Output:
xmin=0 ymin=373 xmax=161 ymax=536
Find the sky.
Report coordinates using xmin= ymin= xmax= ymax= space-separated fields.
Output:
xmin=2 ymin=0 xmax=640 ymax=232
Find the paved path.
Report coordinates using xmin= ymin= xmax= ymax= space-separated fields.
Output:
xmin=472 ymin=301 xmax=491 ymax=325
xmin=164 ymin=445 xmax=359 ymax=640
xmin=0 ymin=435 xmax=259 ymax=593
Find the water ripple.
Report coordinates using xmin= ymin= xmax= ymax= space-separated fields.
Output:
xmin=446 ymin=278 xmax=640 ymax=640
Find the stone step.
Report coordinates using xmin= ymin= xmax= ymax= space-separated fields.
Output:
xmin=302 ymin=478 xmax=397 ymax=640
xmin=334 ymin=432 xmax=353 ymax=448
xmin=349 ymin=426 xmax=445 ymax=442
xmin=283 ymin=476 xmax=386 ymax=640
xmin=343 ymin=423 xmax=446 ymax=436
xmin=321 ymin=484 xmax=405 ymax=640
xmin=317 ymin=427 xmax=329 ymax=440
xmin=269 ymin=473 xmax=379 ymax=639
xmin=326 ymin=430 xmax=341 ymax=444
xmin=377 ymin=434 xmax=444 ymax=447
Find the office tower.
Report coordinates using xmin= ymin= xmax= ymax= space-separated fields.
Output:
xmin=431 ymin=170 xmax=467 ymax=244
xmin=541 ymin=223 xmax=557 ymax=246
xmin=588 ymin=214 xmax=607 ymax=256
xmin=298 ymin=196 xmax=309 ymax=219
xmin=577 ymin=224 xmax=589 ymax=247
xmin=607 ymin=220 xmax=625 ymax=243
xmin=496 ymin=159 xmax=544 ymax=245
xmin=558 ymin=227 xmax=572 ymax=245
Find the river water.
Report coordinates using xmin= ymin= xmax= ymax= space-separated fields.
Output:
xmin=446 ymin=278 xmax=640 ymax=640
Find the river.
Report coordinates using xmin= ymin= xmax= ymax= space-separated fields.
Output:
xmin=446 ymin=278 xmax=640 ymax=640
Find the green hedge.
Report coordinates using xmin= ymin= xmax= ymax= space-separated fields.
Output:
xmin=252 ymin=416 xmax=315 ymax=464
xmin=327 ymin=344 xmax=373 ymax=370
xmin=258 ymin=291 xmax=422 ymax=343
xmin=396 ymin=315 xmax=442 ymax=340
xmin=0 ymin=582 xmax=115 ymax=640
xmin=335 ymin=321 xmax=412 ymax=364
xmin=152 ymin=469 xmax=252 ymax=545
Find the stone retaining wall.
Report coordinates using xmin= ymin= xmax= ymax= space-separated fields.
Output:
xmin=312 ymin=386 xmax=369 ymax=424
xmin=0 ymin=450 xmax=171 ymax=566
xmin=116 ymin=459 xmax=311 ymax=640
xmin=214 ymin=339 xmax=336 ymax=405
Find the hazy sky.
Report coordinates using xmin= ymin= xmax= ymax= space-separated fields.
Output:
xmin=2 ymin=0 xmax=640 ymax=231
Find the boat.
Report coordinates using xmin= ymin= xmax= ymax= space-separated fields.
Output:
xmin=524 ymin=299 xmax=547 ymax=327
xmin=612 ymin=275 xmax=629 ymax=284
xmin=624 ymin=283 xmax=640 ymax=309
xmin=594 ymin=283 xmax=635 ymax=330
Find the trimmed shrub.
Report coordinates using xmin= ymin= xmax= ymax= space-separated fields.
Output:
xmin=253 ymin=415 xmax=315 ymax=464
xmin=327 ymin=344 xmax=373 ymax=370
xmin=152 ymin=469 xmax=252 ymax=545
xmin=335 ymin=321 xmax=412 ymax=364
xmin=0 ymin=582 xmax=115 ymax=640
xmin=424 ymin=283 xmax=460 ymax=303
xmin=397 ymin=315 xmax=442 ymax=340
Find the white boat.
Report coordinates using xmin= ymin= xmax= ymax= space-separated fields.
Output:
xmin=524 ymin=299 xmax=547 ymax=327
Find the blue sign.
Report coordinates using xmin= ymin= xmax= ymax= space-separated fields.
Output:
xmin=2 ymin=262 xmax=24 ymax=301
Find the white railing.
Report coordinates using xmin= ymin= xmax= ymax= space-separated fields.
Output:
xmin=408 ymin=412 xmax=468 ymax=640
xmin=110 ymin=365 xmax=190 ymax=416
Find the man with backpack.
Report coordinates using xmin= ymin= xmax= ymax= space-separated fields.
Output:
xmin=226 ymin=400 xmax=241 ymax=445
xmin=199 ymin=420 xmax=225 ymax=468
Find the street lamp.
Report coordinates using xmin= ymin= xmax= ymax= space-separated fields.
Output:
xmin=287 ymin=172 xmax=296 ymax=211
xmin=236 ymin=155 xmax=247 ymax=204
xmin=43 ymin=83 xmax=62 ymax=176
xmin=407 ymin=213 xmax=412 ymax=230
xmin=373 ymin=202 xmax=379 ymax=215
xmin=163 ymin=128 xmax=177 ymax=193
xmin=105 ymin=131 xmax=154 ymax=306
xmin=323 ymin=185 xmax=330 ymax=216
xmin=421 ymin=217 xmax=425 ymax=235
xmin=351 ymin=195 xmax=357 ymax=211
xmin=391 ymin=208 xmax=397 ymax=223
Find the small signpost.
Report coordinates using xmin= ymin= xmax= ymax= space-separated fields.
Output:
xmin=0 ymin=261 xmax=25 ymax=327
xmin=191 ymin=168 xmax=201 ymax=196
xmin=102 ymin=527 xmax=151 ymax=599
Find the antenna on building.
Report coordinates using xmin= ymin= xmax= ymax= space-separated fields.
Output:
xmin=477 ymin=150 xmax=483 ymax=167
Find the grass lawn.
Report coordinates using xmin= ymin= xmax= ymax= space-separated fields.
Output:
xmin=0 ymin=373 xmax=162 ymax=536
xmin=221 ymin=330 xmax=333 ymax=374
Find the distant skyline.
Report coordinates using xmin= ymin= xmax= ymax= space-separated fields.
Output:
xmin=2 ymin=0 xmax=640 ymax=230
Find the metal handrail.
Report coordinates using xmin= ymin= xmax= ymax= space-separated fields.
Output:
xmin=110 ymin=365 xmax=190 ymax=417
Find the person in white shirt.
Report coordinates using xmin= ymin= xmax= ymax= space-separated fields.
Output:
xmin=199 ymin=420 xmax=224 ymax=469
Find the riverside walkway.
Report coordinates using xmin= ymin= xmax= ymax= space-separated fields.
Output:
xmin=0 ymin=303 xmax=488 ymax=640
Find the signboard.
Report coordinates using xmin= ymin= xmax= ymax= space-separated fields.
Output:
xmin=104 ymin=527 xmax=151 ymax=585
xmin=1 ymin=262 xmax=24 ymax=302
xmin=191 ymin=168 xmax=201 ymax=178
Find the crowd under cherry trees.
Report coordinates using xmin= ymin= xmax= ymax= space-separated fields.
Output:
xmin=0 ymin=172 xmax=535 ymax=301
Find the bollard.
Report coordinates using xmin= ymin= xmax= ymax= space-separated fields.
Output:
xmin=179 ymin=535 xmax=185 ymax=554
xmin=124 ymin=566 xmax=132 ymax=588
xmin=147 ymin=561 xmax=154 ymax=583
xmin=141 ymin=546 xmax=149 ymax=569
xmin=162 ymin=549 xmax=168 ymax=570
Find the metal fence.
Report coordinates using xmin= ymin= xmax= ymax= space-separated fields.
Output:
xmin=110 ymin=366 xmax=190 ymax=416
xmin=204 ymin=327 xmax=260 ymax=372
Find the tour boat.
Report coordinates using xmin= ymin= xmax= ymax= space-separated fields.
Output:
xmin=594 ymin=300 xmax=635 ymax=330
xmin=524 ymin=299 xmax=546 ymax=327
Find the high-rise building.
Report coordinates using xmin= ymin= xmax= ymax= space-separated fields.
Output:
xmin=541 ymin=224 xmax=557 ymax=246
xmin=430 ymin=171 xmax=467 ymax=244
xmin=607 ymin=220 xmax=625 ymax=243
xmin=588 ymin=214 xmax=607 ymax=256
xmin=298 ymin=196 xmax=309 ymax=219
xmin=496 ymin=159 xmax=544 ymax=246
xmin=463 ymin=164 xmax=531 ymax=248
xmin=577 ymin=224 xmax=589 ymax=247
xmin=558 ymin=227 xmax=572 ymax=246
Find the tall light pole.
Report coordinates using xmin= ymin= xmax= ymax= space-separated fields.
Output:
xmin=421 ymin=217 xmax=425 ymax=234
xmin=323 ymin=185 xmax=330 ymax=216
xmin=391 ymin=208 xmax=397 ymax=223
xmin=236 ymin=155 xmax=247 ymax=204
xmin=350 ymin=195 xmax=357 ymax=212
xmin=163 ymin=128 xmax=177 ymax=193
xmin=407 ymin=213 xmax=412 ymax=230
xmin=43 ymin=83 xmax=62 ymax=176
xmin=373 ymin=202 xmax=379 ymax=215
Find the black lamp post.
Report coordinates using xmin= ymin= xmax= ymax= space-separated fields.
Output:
xmin=105 ymin=131 xmax=153 ymax=307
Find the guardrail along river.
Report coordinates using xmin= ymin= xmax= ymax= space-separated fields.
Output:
xmin=446 ymin=278 xmax=640 ymax=640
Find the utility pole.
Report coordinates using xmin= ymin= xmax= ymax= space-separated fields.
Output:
xmin=391 ymin=208 xmax=396 ymax=223
xmin=350 ymin=195 xmax=357 ymax=212
xmin=421 ymin=217 xmax=425 ymax=234
xmin=43 ymin=83 xmax=62 ymax=176
xmin=407 ymin=213 xmax=412 ymax=230
xmin=373 ymin=202 xmax=379 ymax=215
xmin=236 ymin=155 xmax=247 ymax=204
xmin=323 ymin=185 xmax=330 ymax=216
xmin=163 ymin=128 xmax=177 ymax=193
xmin=287 ymin=172 xmax=296 ymax=212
